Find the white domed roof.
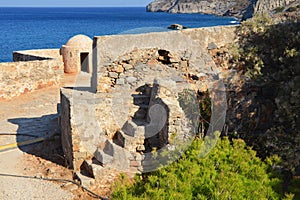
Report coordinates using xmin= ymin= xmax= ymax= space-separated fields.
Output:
xmin=65 ymin=34 xmax=92 ymax=48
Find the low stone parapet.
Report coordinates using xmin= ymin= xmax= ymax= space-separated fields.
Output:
xmin=0 ymin=49 xmax=63 ymax=99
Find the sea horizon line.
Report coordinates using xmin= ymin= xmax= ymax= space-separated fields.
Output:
xmin=0 ymin=6 xmax=147 ymax=8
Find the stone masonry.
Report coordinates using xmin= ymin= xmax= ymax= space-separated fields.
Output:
xmin=0 ymin=49 xmax=63 ymax=99
xmin=60 ymin=26 xmax=233 ymax=184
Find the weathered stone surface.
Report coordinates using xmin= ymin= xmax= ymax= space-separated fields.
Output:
xmin=146 ymin=0 xmax=250 ymax=19
xmin=109 ymin=72 xmax=119 ymax=79
xmin=109 ymin=64 xmax=124 ymax=73
xmin=123 ymin=64 xmax=134 ymax=70
xmin=74 ymin=172 xmax=95 ymax=189
xmin=61 ymin=34 xmax=93 ymax=73
xmin=122 ymin=121 xmax=145 ymax=137
xmin=13 ymin=49 xmax=62 ymax=62
xmin=81 ymin=160 xmax=104 ymax=178
xmin=146 ymin=0 xmax=298 ymax=20
xmin=61 ymin=27 xmax=234 ymax=187
xmin=126 ymin=76 xmax=137 ymax=84
xmin=130 ymin=160 xmax=141 ymax=167
xmin=255 ymin=0 xmax=297 ymax=14
xmin=60 ymin=89 xmax=74 ymax=168
xmin=208 ymin=42 xmax=218 ymax=50
xmin=97 ymin=77 xmax=112 ymax=92
xmin=94 ymin=148 xmax=113 ymax=165
xmin=0 ymin=49 xmax=63 ymax=99
xmin=116 ymin=78 xmax=125 ymax=85
xmin=182 ymin=27 xmax=237 ymax=55
xmin=145 ymin=104 xmax=168 ymax=138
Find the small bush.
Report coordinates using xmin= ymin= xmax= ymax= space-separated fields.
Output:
xmin=111 ymin=137 xmax=289 ymax=200
xmin=275 ymin=6 xmax=285 ymax=13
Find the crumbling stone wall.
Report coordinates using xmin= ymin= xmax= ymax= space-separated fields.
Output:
xmin=60 ymin=26 xmax=233 ymax=184
xmin=60 ymin=48 xmax=194 ymax=173
xmin=0 ymin=49 xmax=63 ymax=99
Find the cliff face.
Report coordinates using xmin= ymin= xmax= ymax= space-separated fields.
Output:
xmin=146 ymin=0 xmax=298 ymax=20
xmin=255 ymin=0 xmax=295 ymax=13
xmin=146 ymin=0 xmax=254 ymax=19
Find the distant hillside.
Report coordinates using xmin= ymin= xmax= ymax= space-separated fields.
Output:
xmin=146 ymin=0 xmax=298 ymax=20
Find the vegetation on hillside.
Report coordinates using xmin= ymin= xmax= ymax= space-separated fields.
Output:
xmin=111 ymin=137 xmax=293 ymax=199
xmin=220 ymin=13 xmax=299 ymax=198
xmin=229 ymin=13 xmax=300 ymax=176
xmin=110 ymin=13 xmax=300 ymax=200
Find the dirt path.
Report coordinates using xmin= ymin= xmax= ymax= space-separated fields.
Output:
xmin=0 ymin=74 xmax=88 ymax=200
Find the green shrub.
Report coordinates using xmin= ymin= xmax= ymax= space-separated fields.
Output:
xmin=229 ymin=13 xmax=300 ymax=174
xmin=275 ymin=6 xmax=285 ymax=13
xmin=111 ymin=137 xmax=289 ymax=200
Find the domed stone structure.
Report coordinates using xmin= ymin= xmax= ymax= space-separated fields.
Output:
xmin=61 ymin=34 xmax=93 ymax=73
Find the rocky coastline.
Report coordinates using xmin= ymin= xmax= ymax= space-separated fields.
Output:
xmin=146 ymin=0 xmax=298 ymax=20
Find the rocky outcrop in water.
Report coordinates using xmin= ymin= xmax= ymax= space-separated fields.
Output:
xmin=146 ymin=0 xmax=298 ymax=20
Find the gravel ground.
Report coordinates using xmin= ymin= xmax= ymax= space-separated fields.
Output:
xmin=0 ymin=75 xmax=77 ymax=200
xmin=0 ymin=170 xmax=73 ymax=200
xmin=0 ymin=144 xmax=74 ymax=200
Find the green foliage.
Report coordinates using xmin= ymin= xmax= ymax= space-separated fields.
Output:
xmin=288 ymin=178 xmax=300 ymax=199
xmin=225 ymin=11 xmax=300 ymax=197
xmin=198 ymin=91 xmax=211 ymax=138
xmin=234 ymin=13 xmax=300 ymax=79
xmin=178 ymin=89 xmax=200 ymax=135
xmin=234 ymin=13 xmax=272 ymax=78
xmin=229 ymin=13 xmax=300 ymax=175
xmin=111 ymin=137 xmax=287 ymax=200
xmin=275 ymin=6 xmax=285 ymax=13
xmin=178 ymin=89 xmax=211 ymax=138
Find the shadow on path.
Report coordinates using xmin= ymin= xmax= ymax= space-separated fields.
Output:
xmin=8 ymin=113 xmax=66 ymax=166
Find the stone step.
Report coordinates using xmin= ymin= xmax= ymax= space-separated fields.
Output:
xmin=81 ymin=159 xmax=104 ymax=179
xmin=130 ymin=104 xmax=149 ymax=118
xmin=135 ymin=85 xmax=152 ymax=96
xmin=133 ymin=104 xmax=149 ymax=109
xmin=95 ymin=140 xmax=131 ymax=170
xmin=94 ymin=148 xmax=114 ymax=166
xmin=132 ymin=119 xmax=148 ymax=126
xmin=113 ymin=130 xmax=145 ymax=152
xmin=132 ymin=108 xmax=147 ymax=120
xmin=132 ymin=95 xmax=150 ymax=105
xmin=121 ymin=120 xmax=146 ymax=137
xmin=132 ymin=94 xmax=151 ymax=99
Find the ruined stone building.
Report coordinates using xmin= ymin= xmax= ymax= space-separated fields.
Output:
xmin=60 ymin=28 xmax=232 ymax=184
xmin=0 ymin=26 xmax=235 ymax=187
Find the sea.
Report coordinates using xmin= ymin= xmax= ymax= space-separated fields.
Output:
xmin=0 ymin=7 xmax=239 ymax=62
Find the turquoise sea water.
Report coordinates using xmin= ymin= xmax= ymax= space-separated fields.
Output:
xmin=0 ymin=7 xmax=238 ymax=62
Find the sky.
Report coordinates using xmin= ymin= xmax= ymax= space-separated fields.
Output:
xmin=0 ymin=0 xmax=154 ymax=7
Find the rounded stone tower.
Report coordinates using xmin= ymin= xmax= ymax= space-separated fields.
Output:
xmin=61 ymin=34 xmax=93 ymax=74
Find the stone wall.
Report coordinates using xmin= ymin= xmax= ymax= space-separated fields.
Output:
xmin=13 ymin=49 xmax=62 ymax=62
xmin=0 ymin=49 xmax=63 ymax=99
xmin=92 ymin=26 xmax=237 ymax=92
xmin=181 ymin=26 xmax=238 ymax=50
xmin=60 ymin=25 xmax=231 ymax=183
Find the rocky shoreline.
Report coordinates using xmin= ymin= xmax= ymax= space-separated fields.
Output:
xmin=146 ymin=0 xmax=298 ymax=20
